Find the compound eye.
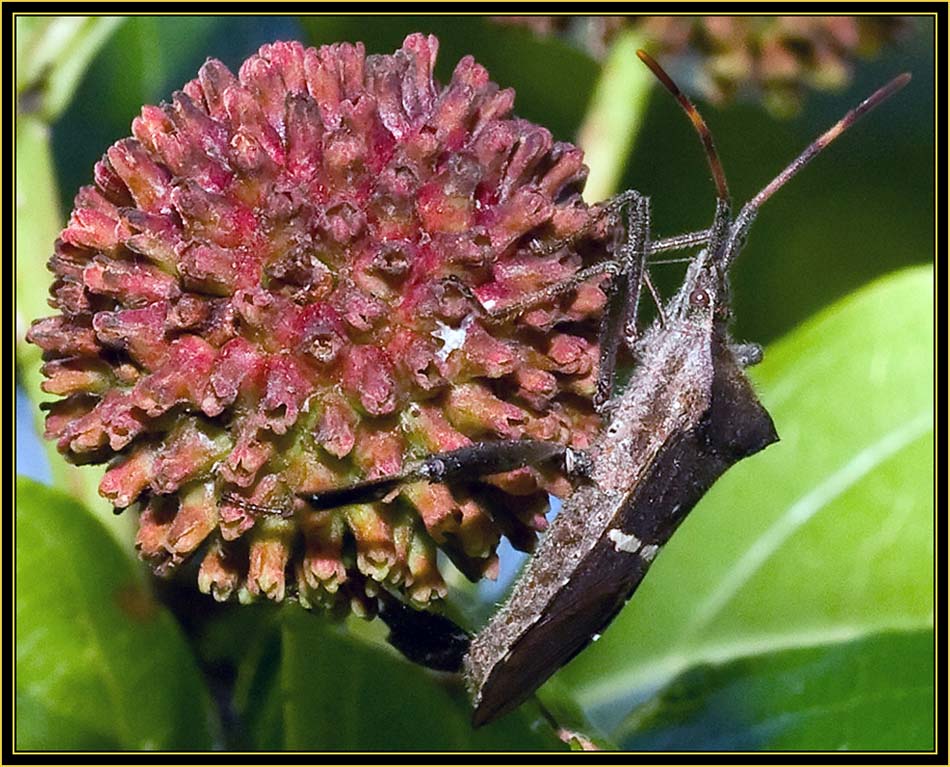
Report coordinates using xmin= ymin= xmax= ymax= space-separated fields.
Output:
xmin=690 ymin=288 xmax=710 ymax=308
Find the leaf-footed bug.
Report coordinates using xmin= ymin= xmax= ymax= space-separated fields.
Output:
xmin=461 ymin=56 xmax=910 ymax=726
xmin=234 ymin=53 xmax=909 ymax=724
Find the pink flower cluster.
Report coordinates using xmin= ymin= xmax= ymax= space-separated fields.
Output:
xmin=29 ymin=34 xmax=609 ymax=615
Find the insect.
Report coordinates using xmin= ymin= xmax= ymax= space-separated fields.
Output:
xmin=232 ymin=53 xmax=909 ymax=724
xmin=461 ymin=55 xmax=911 ymax=726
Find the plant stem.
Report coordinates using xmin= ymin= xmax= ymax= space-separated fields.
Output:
xmin=576 ymin=28 xmax=654 ymax=203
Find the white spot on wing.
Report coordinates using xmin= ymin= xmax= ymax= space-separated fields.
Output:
xmin=640 ymin=544 xmax=659 ymax=562
xmin=607 ymin=529 xmax=642 ymax=554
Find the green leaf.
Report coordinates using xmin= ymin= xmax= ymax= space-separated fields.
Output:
xmin=15 ymin=115 xmax=120 ymax=531
xmin=240 ymin=606 xmax=564 ymax=750
xmin=551 ymin=267 xmax=934 ymax=744
xmin=15 ymin=477 xmax=216 ymax=750
xmin=16 ymin=16 xmax=125 ymax=120
xmin=15 ymin=115 xmax=60 ymax=362
xmin=15 ymin=60 xmax=124 ymax=531
xmin=576 ymin=28 xmax=653 ymax=202
xmin=616 ymin=629 xmax=934 ymax=750
xmin=535 ymin=676 xmax=618 ymax=751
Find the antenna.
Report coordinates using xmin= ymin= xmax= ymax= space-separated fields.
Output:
xmin=724 ymin=72 xmax=911 ymax=267
xmin=752 ymin=73 xmax=910 ymax=211
xmin=637 ymin=49 xmax=731 ymax=203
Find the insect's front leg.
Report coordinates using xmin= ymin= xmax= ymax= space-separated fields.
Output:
xmin=528 ymin=188 xmax=643 ymax=257
xmin=650 ymin=228 xmax=712 ymax=253
xmin=442 ymin=260 xmax=620 ymax=325
xmin=594 ymin=193 xmax=650 ymax=413
xmin=441 ymin=187 xmax=648 ymax=324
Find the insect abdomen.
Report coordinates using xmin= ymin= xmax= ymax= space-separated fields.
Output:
xmin=467 ymin=341 xmax=777 ymax=726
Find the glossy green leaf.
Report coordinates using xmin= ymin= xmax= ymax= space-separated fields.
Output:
xmin=240 ymin=606 xmax=564 ymax=750
xmin=552 ymin=267 xmax=934 ymax=742
xmin=535 ymin=676 xmax=617 ymax=751
xmin=616 ymin=629 xmax=934 ymax=751
xmin=15 ymin=478 xmax=216 ymax=750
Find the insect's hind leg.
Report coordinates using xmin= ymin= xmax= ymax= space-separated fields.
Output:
xmin=300 ymin=440 xmax=585 ymax=510
xmin=299 ymin=440 xmax=591 ymax=671
xmin=377 ymin=590 xmax=471 ymax=672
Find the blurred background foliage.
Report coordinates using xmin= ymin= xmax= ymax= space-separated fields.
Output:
xmin=15 ymin=15 xmax=934 ymax=751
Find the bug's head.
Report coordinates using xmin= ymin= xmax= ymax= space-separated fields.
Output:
xmin=668 ymin=223 xmax=731 ymax=329
xmin=636 ymin=51 xmax=735 ymax=328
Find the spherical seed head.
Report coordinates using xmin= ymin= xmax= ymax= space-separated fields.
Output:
xmin=28 ymin=35 xmax=610 ymax=614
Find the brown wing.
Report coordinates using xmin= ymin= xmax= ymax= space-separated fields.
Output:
xmin=470 ymin=337 xmax=778 ymax=726
xmin=472 ymin=536 xmax=649 ymax=726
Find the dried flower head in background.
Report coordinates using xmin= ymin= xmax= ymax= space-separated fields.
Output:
xmin=28 ymin=34 xmax=610 ymax=616
xmin=493 ymin=15 xmax=909 ymax=116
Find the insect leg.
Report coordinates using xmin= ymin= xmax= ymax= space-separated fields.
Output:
xmin=594 ymin=193 xmax=650 ymax=412
xmin=731 ymin=342 xmax=764 ymax=368
xmin=651 ymin=228 xmax=711 ymax=253
xmin=443 ymin=260 xmax=620 ymax=325
xmin=447 ymin=224 xmax=711 ymax=327
xmin=298 ymin=474 xmax=411 ymax=510
xmin=527 ymin=188 xmax=641 ymax=257
xmin=377 ymin=590 xmax=471 ymax=672
xmin=638 ymin=270 xmax=668 ymax=333
xmin=442 ymin=188 xmax=647 ymax=324
xmin=301 ymin=440 xmax=578 ymax=510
